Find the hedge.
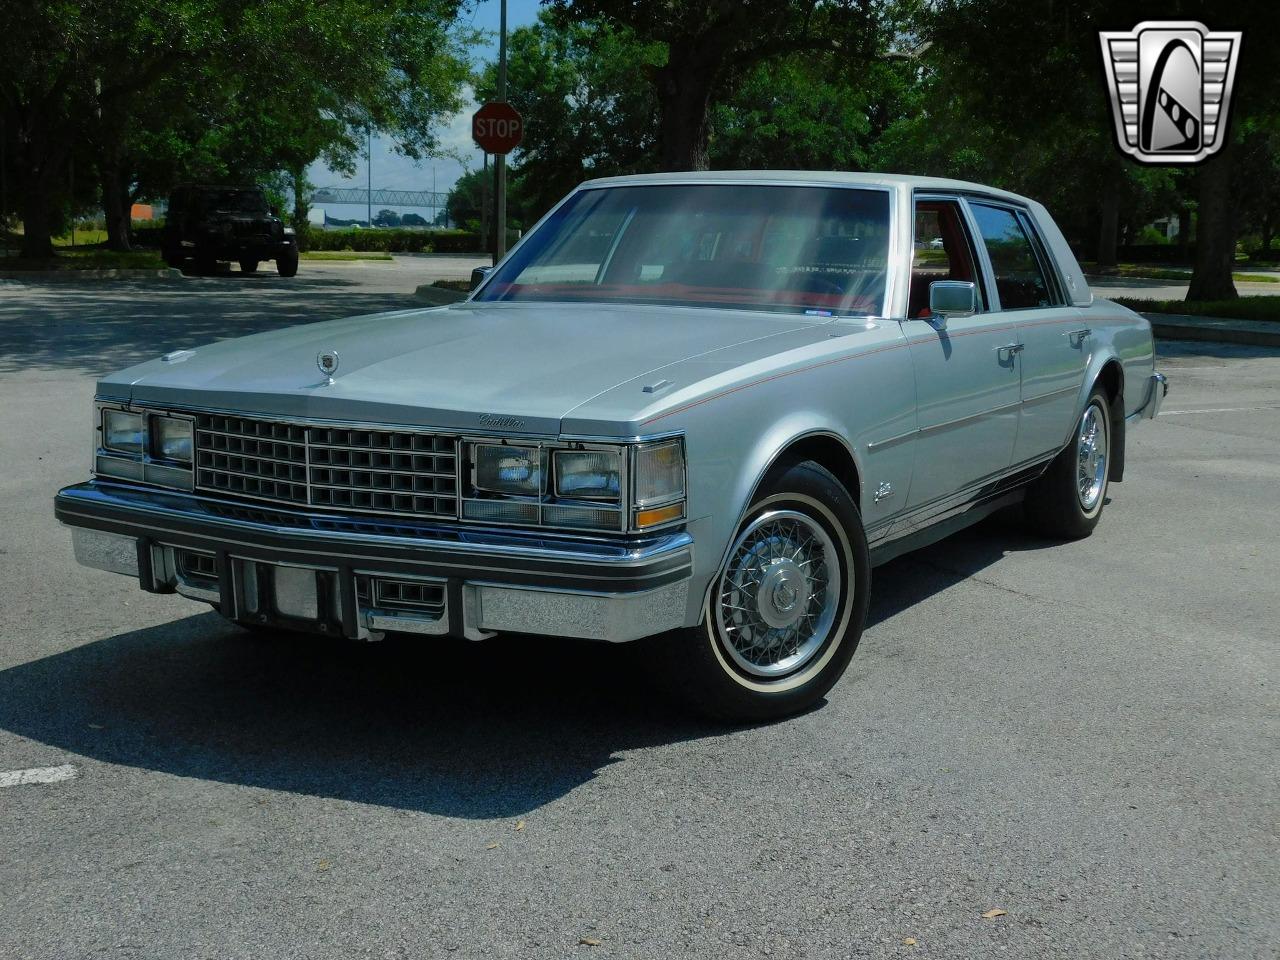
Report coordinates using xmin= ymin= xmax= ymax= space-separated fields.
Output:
xmin=130 ymin=224 xmax=487 ymax=255
xmin=306 ymin=228 xmax=484 ymax=253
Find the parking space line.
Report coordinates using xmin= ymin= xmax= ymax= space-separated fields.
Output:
xmin=0 ymin=764 xmax=79 ymax=787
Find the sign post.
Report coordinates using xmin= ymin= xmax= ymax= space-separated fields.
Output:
xmin=470 ymin=0 xmax=524 ymax=263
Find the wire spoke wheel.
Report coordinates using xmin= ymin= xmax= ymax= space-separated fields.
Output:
xmin=1076 ymin=401 xmax=1108 ymax=512
xmin=714 ymin=508 xmax=842 ymax=679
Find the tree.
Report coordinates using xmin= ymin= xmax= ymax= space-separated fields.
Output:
xmin=0 ymin=0 xmax=473 ymax=256
xmin=374 ymin=208 xmax=402 ymax=227
xmin=546 ymin=0 xmax=894 ymax=171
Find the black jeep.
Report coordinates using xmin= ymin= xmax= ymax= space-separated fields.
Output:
xmin=162 ymin=185 xmax=299 ymax=277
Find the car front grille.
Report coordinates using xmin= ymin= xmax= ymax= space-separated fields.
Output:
xmin=193 ymin=413 xmax=459 ymax=519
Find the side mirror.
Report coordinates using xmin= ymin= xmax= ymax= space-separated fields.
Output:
xmin=928 ymin=280 xmax=977 ymax=329
xmin=470 ymin=265 xmax=493 ymax=291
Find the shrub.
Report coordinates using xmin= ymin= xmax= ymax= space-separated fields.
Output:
xmin=306 ymin=228 xmax=482 ymax=253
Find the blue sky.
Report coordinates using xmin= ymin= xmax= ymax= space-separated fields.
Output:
xmin=305 ymin=0 xmax=544 ymax=222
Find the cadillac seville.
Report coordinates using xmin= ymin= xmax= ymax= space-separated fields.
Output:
xmin=55 ymin=172 xmax=1168 ymax=720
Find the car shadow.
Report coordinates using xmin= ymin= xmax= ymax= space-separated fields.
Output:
xmin=0 ymin=510 xmax=1057 ymax=820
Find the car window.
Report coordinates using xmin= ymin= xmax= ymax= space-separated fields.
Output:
xmin=969 ymin=203 xmax=1053 ymax=310
xmin=909 ymin=199 xmax=984 ymax=317
xmin=477 ymin=184 xmax=892 ymax=317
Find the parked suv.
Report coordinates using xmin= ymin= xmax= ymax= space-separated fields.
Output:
xmin=162 ymin=185 xmax=299 ymax=276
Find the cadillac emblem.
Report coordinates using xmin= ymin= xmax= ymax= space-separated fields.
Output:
xmin=1099 ymin=21 xmax=1242 ymax=165
xmin=317 ymin=349 xmax=340 ymax=381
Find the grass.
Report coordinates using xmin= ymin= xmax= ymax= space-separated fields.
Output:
xmin=1113 ymin=296 xmax=1280 ymax=323
xmin=1083 ymin=262 xmax=1280 ymax=283
xmin=300 ymin=250 xmax=394 ymax=261
xmin=53 ymin=228 xmax=109 ymax=246
xmin=1 ymin=247 xmax=165 ymax=270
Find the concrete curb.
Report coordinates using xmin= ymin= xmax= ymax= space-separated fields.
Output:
xmin=0 ymin=267 xmax=184 ymax=282
xmin=1145 ymin=313 xmax=1280 ymax=348
xmin=413 ymin=284 xmax=468 ymax=305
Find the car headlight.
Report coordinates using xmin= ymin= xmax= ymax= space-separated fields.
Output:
xmin=472 ymin=443 xmax=541 ymax=497
xmin=103 ymin=410 xmax=145 ymax=455
xmin=554 ymin=449 xmax=622 ymax=500
xmin=152 ymin=416 xmax=193 ymax=463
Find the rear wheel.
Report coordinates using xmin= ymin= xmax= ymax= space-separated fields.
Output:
xmin=658 ymin=460 xmax=870 ymax=722
xmin=276 ymin=246 xmax=299 ymax=277
xmin=1024 ymin=385 xmax=1112 ymax=539
xmin=239 ymin=258 xmax=259 ymax=274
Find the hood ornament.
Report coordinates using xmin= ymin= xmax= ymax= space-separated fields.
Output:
xmin=316 ymin=349 xmax=340 ymax=385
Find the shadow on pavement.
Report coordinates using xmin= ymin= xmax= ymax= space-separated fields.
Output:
xmin=0 ymin=274 xmax=424 ymax=375
xmin=0 ymin=511 xmax=1056 ymax=819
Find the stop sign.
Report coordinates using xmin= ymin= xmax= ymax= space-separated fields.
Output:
xmin=472 ymin=101 xmax=524 ymax=155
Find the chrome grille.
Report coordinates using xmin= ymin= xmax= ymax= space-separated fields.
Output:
xmin=193 ymin=413 xmax=459 ymax=519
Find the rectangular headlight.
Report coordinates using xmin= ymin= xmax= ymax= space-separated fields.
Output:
xmin=152 ymin=415 xmax=194 ymax=463
xmin=554 ymin=449 xmax=622 ymax=500
xmin=633 ymin=439 xmax=684 ymax=507
xmin=473 ymin=443 xmax=541 ymax=497
xmin=103 ymin=410 xmax=144 ymax=455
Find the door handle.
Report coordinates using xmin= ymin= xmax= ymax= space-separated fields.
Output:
xmin=997 ymin=342 xmax=1024 ymax=362
xmin=1066 ymin=327 xmax=1091 ymax=346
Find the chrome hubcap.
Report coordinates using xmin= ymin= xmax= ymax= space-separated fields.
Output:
xmin=1077 ymin=402 xmax=1108 ymax=511
xmin=715 ymin=509 xmax=841 ymax=678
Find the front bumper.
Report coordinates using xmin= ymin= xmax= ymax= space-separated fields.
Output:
xmin=55 ymin=482 xmax=693 ymax=643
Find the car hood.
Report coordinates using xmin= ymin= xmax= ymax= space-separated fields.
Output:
xmin=104 ymin=300 xmax=828 ymax=435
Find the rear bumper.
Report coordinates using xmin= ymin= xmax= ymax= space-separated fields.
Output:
xmin=55 ymin=482 xmax=693 ymax=643
xmin=1134 ymin=371 xmax=1168 ymax=420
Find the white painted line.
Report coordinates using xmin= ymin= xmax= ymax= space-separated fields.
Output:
xmin=1162 ymin=406 xmax=1280 ymax=416
xmin=0 ymin=764 xmax=79 ymax=787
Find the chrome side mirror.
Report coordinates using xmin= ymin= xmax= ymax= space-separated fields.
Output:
xmin=928 ymin=280 xmax=977 ymax=329
xmin=470 ymin=266 xmax=493 ymax=291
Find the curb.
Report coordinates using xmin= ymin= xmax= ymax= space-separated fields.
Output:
xmin=1145 ymin=313 xmax=1280 ymax=348
xmin=413 ymin=284 xmax=468 ymax=305
xmin=0 ymin=267 xmax=184 ymax=282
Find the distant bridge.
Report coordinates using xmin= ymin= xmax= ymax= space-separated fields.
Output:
xmin=309 ymin=186 xmax=449 ymax=207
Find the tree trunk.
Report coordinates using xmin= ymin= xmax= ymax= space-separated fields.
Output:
xmin=1260 ymin=213 xmax=1273 ymax=256
xmin=289 ymin=165 xmax=310 ymax=251
xmin=1186 ymin=147 xmax=1237 ymax=301
xmin=19 ymin=174 xmax=54 ymax=259
xmin=656 ymin=42 xmax=718 ymax=171
xmin=101 ymin=164 xmax=132 ymax=251
xmin=1096 ymin=167 xmax=1120 ymax=268
xmin=1177 ymin=205 xmax=1191 ymax=259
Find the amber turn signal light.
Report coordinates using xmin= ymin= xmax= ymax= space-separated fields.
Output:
xmin=635 ymin=503 xmax=683 ymax=528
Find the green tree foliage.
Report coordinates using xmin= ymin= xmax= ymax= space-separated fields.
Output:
xmin=0 ymin=0 xmax=472 ymax=257
xmin=546 ymin=0 xmax=896 ymax=171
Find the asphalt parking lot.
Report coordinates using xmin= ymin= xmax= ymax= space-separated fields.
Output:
xmin=1 ymin=261 xmax=1277 ymax=959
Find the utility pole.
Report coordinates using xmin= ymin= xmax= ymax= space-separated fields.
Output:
xmin=366 ymin=126 xmax=373 ymax=227
xmin=495 ymin=0 xmax=508 ymax=264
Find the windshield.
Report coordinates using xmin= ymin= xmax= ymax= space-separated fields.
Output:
xmin=198 ymin=189 xmax=269 ymax=215
xmin=476 ymin=183 xmax=891 ymax=316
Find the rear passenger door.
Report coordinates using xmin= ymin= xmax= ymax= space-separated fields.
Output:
xmin=967 ymin=201 xmax=1087 ymax=465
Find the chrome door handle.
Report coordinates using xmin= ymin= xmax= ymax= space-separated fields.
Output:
xmin=997 ymin=342 xmax=1024 ymax=360
xmin=1066 ymin=327 xmax=1091 ymax=346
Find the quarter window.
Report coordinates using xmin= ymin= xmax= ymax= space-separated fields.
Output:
xmin=970 ymin=203 xmax=1054 ymax=310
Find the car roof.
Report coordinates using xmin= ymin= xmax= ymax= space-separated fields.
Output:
xmin=577 ymin=170 xmax=1033 ymax=206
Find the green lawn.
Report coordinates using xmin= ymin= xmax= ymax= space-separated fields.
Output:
xmin=1083 ymin=262 xmax=1280 ymax=283
xmin=300 ymin=250 xmax=394 ymax=261
xmin=1 ymin=247 xmax=166 ymax=270
xmin=1114 ymin=296 xmax=1280 ymax=323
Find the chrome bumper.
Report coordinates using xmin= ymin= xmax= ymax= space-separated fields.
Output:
xmin=1139 ymin=371 xmax=1168 ymax=420
xmin=56 ymin=482 xmax=693 ymax=643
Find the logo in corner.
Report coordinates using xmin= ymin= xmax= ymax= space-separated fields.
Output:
xmin=316 ymin=350 xmax=340 ymax=381
xmin=1099 ymin=21 xmax=1241 ymax=165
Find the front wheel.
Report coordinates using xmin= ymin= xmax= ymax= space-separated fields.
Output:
xmin=1024 ymin=385 xmax=1112 ymax=539
xmin=276 ymin=246 xmax=299 ymax=277
xmin=658 ymin=460 xmax=870 ymax=722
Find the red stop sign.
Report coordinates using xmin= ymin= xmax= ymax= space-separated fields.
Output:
xmin=472 ymin=101 xmax=524 ymax=155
